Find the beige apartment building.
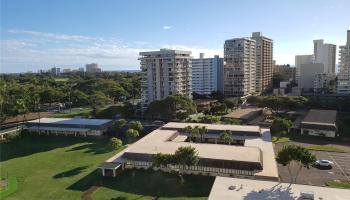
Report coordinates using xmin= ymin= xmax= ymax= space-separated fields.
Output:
xmin=224 ymin=38 xmax=256 ymax=97
xmin=252 ymin=32 xmax=273 ymax=93
xmin=139 ymin=49 xmax=192 ymax=109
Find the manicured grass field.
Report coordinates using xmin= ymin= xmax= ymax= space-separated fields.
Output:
xmin=92 ymin=169 xmax=215 ymax=200
xmin=0 ymin=135 xmax=121 ymax=200
xmin=1 ymin=135 xmax=215 ymax=200
xmin=306 ymin=145 xmax=347 ymax=153
xmin=326 ymin=180 xmax=350 ymax=189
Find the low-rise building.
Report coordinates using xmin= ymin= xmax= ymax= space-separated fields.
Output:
xmin=222 ymin=108 xmax=262 ymax=124
xmin=300 ymin=109 xmax=337 ymax=137
xmin=25 ymin=118 xmax=113 ymax=136
xmin=99 ymin=122 xmax=279 ymax=180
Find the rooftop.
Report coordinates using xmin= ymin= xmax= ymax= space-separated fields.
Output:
xmin=223 ymin=108 xmax=262 ymax=121
xmin=209 ymin=176 xmax=350 ymax=200
xmin=105 ymin=123 xmax=278 ymax=179
xmin=27 ymin=118 xmax=112 ymax=126
xmin=302 ymin=109 xmax=337 ymax=125
xmin=125 ymin=129 xmax=262 ymax=164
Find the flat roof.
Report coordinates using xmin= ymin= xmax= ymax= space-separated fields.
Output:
xmin=104 ymin=123 xmax=279 ymax=179
xmin=223 ymin=108 xmax=262 ymax=120
xmin=302 ymin=109 xmax=337 ymax=125
xmin=125 ymin=129 xmax=262 ymax=164
xmin=27 ymin=118 xmax=112 ymax=126
xmin=209 ymin=176 xmax=350 ymax=200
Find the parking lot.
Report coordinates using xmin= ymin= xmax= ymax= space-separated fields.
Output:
xmin=275 ymin=143 xmax=350 ymax=186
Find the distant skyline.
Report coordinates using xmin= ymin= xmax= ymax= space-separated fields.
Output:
xmin=1 ymin=0 xmax=349 ymax=73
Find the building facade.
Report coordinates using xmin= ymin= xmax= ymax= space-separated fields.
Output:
xmin=314 ymin=73 xmax=336 ymax=94
xmin=139 ymin=49 xmax=192 ymax=108
xmin=251 ymin=32 xmax=273 ymax=93
xmin=224 ymin=38 xmax=256 ymax=97
xmin=273 ymin=64 xmax=296 ymax=82
xmin=192 ymin=53 xmax=223 ymax=95
xmin=85 ymin=63 xmax=102 ymax=73
xmin=298 ymin=63 xmax=324 ymax=92
xmin=295 ymin=55 xmax=314 ymax=82
xmin=337 ymin=30 xmax=350 ymax=94
xmin=314 ymin=39 xmax=336 ymax=75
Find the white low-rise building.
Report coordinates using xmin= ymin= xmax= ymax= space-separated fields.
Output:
xmin=300 ymin=109 xmax=337 ymax=138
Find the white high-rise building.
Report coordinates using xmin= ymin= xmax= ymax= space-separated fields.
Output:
xmin=251 ymin=32 xmax=273 ymax=93
xmin=139 ymin=49 xmax=192 ymax=109
xmin=224 ymin=38 xmax=256 ymax=97
xmin=295 ymin=55 xmax=314 ymax=82
xmin=192 ymin=53 xmax=223 ymax=95
xmin=313 ymin=40 xmax=336 ymax=75
xmin=337 ymin=30 xmax=350 ymax=94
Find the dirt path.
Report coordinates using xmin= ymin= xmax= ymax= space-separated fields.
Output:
xmin=81 ymin=181 xmax=102 ymax=200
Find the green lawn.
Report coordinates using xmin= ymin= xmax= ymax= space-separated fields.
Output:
xmin=0 ymin=135 xmax=121 ymax=200
xmin=326 ymin=181 xmax=350 ymax=189
xmin=306 ymin=145 xmax=347 ymax=153
xmin=53 ymin=108 xmax=92 ymax=118
xmin=92 ymin=169 xmax=215 ymax=200
xmin=0 ymin=135 xmax=215 ymax=200
xmin=0 ymin=176 xmax=18 ymax=199
xmin=272 ymin=136 xmax=290 ymax=144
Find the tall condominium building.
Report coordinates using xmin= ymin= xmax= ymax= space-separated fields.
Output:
xmin=50 ymin=67 xmax=61 ymax=76
xmin=295 ymin=55 xmax=314 ymax=82
xmin=139 ymin=49 xmax=192 ymax=108
xmin=251 ymin=32 xmax=273 ymax=93
xmin=337 ymin=30 xmax=350 ymax=94
xmin=314 ymin=39 xmax=336 ymax=75
xmin=192 ymin=53 xmax=224 ymax=95
xmin=85 ymin=63 xmax=102 ymax=73
xmin=224 ymin=38 xmax=256 ymax=97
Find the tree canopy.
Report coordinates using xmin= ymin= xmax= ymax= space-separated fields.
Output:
xmin=146 ymin=94 xmax=196 ymax=120
xmin=276 ymin=144 xmax=316 ymax=183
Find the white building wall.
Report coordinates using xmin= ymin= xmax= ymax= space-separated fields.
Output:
xmin=295 ymin=55 xmax=314 ymax=82
xmin=192 ymin=54 xmax=223 ymax=95
xmin=314 ymin=40 xmax=336 ymax=75
xmin=140 ymin=49 xmax=192 ymax=109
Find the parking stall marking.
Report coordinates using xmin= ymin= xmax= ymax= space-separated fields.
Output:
xmin=327 ymin=152 xmax=350 ymax=182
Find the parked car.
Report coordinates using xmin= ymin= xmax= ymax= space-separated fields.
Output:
xmin=315 ymin=160 xmax=334 ymax=167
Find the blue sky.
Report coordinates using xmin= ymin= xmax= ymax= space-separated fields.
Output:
xmin=1 ymin=0 xmax=349 ymax=73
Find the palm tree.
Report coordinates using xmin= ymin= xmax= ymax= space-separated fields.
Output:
xmin=220 ymin=130 xmax=232 ymax=145
xmin=198 ymin=126 xmax=208 ymax=143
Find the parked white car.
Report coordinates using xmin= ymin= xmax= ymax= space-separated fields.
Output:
xmin=315 ymin=160 xmax=334 ymax=167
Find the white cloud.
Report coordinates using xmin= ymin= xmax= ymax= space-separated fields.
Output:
xmin=8 ymin=29 xmax=93 ymax=41
xmin=163 ymin=26 xmax=172 ymax=30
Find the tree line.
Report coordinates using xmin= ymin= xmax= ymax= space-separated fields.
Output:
xmin=0 ymin=72 xmax=141 ymax=125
